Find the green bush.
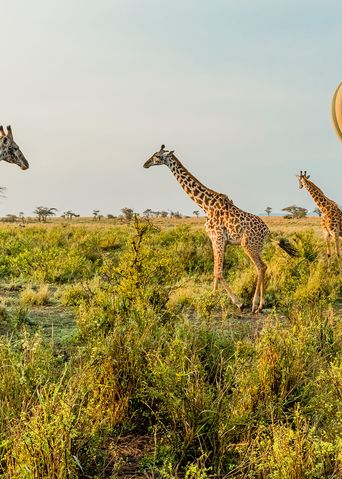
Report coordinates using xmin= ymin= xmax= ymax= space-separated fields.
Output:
xmin=0 ymin=221 xmax=340 ymax=477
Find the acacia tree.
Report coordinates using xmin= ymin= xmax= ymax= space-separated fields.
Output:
xmin=18 ymin=211 xmax=25 ymax=223
xmin=193 ymin=210 xmax=200 ymax=217
xmin=34 ymin=207 xmax=57 ymax=222
xmin=121 ymin=208 xmax=134 ymax=221
xmin=265 ymin=207 xmax=272 ymax=216
xmin=92 ymin=209 xmax=100 ymax=220
xmin=5 ymin=214 xmax=17 ymax=223
xmin=282 ymin=205 xmax=308 ymax=219
xmin=143 ymin=209 xmax=153 ymax=218
xmin=169 ymin=211 xmax=182 ymax=219
xmin=63 ymin=210 xmax=79 ymax=220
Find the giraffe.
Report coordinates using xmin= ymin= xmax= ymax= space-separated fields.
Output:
xmin=297 ymin=171 xmax=341 ymax=258
xmin=144 ymin=145 xmax=297 ymax=313
xmin=0 ymin=126 xmax=29 ymax=170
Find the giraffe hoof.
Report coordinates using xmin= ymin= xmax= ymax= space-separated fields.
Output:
xmin=237 ymin=303 xmax=245 ymax=312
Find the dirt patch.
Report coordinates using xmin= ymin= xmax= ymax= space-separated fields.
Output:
xmin=107 ymin=435 xmax=156 ymax=478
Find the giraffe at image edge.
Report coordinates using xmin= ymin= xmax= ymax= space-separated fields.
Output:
xmin=0 ymin=126 xmax=29 ymax=170
xmin=144 ymin=145 xmax=298 ymax=313
xmin=297 ymin=171 xmax=341 ymax=258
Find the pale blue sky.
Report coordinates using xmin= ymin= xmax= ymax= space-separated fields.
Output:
xmin=1 ymin=0 xmax=341 ymax=217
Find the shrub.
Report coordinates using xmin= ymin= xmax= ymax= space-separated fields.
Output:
xmin=20 ymin=285 xmax=50 ymax=306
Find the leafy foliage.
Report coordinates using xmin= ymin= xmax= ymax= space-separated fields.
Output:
xmin=0 ymin=219 xmax=340 ymax=477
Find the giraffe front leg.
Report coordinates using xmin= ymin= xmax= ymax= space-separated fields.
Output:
xmin=333 ymin=232 xmax=340 ymax=258
xmin=220 ymin=276 xmax=244 ymax=311
xmin=322 ymin=227 xmax=332 ymax=259
xmin=209 ymin=233 xmax=243 ymax=310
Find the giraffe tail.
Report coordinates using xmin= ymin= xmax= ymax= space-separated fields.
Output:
xmin=277 ymin=238 xmax=300 ymax=257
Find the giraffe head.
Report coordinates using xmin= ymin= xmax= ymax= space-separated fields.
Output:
xmin=0 ymin=126 xmax=29 ymax=170
xmin=144 ymin=145 xmax=175 ymax=169
xmin=296 ymin=170 xmax=310 ymax=189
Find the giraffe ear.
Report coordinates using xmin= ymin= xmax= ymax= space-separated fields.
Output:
xmin=169 ymin=150 xmax=175 ymax=155
xmin=307 ymin=175 xmax=310 ymax=179
xmin=0 ymin=126 xmax=5 ymax=138
xmin=6 ymin=126 xmax=13 ymax=139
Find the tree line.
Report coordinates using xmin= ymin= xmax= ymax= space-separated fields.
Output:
xmin=0 ymin=204 xmax=331 ymax=223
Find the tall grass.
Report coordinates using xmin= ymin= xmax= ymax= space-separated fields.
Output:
xmin=0 ymin=220 xmax=340 ymax=477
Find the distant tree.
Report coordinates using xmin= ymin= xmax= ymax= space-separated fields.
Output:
xmin=107 ymin=214 xmax=115 ymax=219
xmin=92 ymin=209 xmax=100 ymax=221
xmin=265 ymin=207 xmax=272 ymax=217
xmin=160 ymin=211 xmax=169 ymax=218
xmin=18 ymin=211 xmax=25 ymax=223
xmin=282 ymin=205 xmax=308 ymax=219
xmin=121 ymin=207 xmax=134 ymax=221
xmin=169 ymin=210 xmax=182 ymax=219
xmin=5 ymin=214 xmax=17 ymax=223
xmin=193 ymin=210 xmax=200 ymax=217
xmin=143 ymin=209 xmax=153 ymax=218
xmin=63 ymin=210 xmax=79 ymax=220
xmin=34 ymin=206 xmax=57 ymax=222
xmin=313 ymin=207 xmax=322 ymax=217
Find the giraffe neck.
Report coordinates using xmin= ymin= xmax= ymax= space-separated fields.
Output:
xmin=166 ymin=155 xmax=226 ymax=214
xmin=303 ymin=178 xmax=338 ymax=214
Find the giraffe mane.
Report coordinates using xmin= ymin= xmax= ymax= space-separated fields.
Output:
xmin=172 ymin=154 xmax=234 ymax=204
xmin=305 ymin=178 xmax=340 ymax=210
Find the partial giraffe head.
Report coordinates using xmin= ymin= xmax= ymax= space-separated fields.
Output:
xmin=144 ymin=144 xmax=175 ymax=169
xmin=296 ymin=170 xmax=310 ymax=189
xmin=0 ymin=126 xmax=29 ymax=170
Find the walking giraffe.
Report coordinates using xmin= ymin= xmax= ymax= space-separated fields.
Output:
xmin=0 ymin=126 xmax=29 ymax=170
xmin=297 ymin=171 xmax=341 ymax=258
xmin=144 ymin=145 xmax=297 ymax=313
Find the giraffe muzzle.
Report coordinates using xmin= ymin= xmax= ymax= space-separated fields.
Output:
xmin=143 ymin=159 xmax=152 ymax=168
xmin=20 ymin=160 xmax=29 ymax=170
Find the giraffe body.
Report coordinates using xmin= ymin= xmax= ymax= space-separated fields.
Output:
xmin=297 ymin=172 xmax=341 ymax=257
xmin=144 ymin=145 xmax=293 ymax=313
xmin=205 ymin=199 xmax=270 ymax=312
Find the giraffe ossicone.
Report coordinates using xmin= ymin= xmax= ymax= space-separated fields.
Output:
xmin=144 ymin=145 xmax=298 ymax=313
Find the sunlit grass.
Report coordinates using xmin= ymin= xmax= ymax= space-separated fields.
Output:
xmin=0 ymin=218 xmax=340 ymax=477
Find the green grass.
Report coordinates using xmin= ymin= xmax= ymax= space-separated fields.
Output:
xmin=0 ymin=218 xmax=340 ymax=478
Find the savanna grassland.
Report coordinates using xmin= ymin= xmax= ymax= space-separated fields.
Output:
xmin=0 ymin=216 xmax=340 ymax=479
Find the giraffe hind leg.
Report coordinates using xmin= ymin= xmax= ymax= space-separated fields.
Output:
xmin=322 ymin=228 xmax=332 ymax=259
xmin=333 ymin=232 xmax=340 ymax=258
xmin=242 ymin=244 xmax=267 ymax=313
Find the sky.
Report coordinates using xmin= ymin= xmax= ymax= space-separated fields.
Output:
xmin=0 ymin=0 xmax=341 ymax=217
